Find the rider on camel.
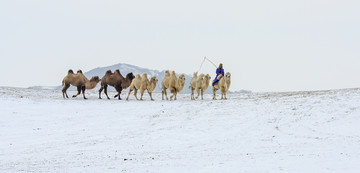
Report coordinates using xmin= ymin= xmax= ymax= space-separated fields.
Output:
xmin=212 ymin=63 xmax=224 ymax=86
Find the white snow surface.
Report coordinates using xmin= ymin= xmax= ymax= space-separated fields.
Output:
xmin=1 ymin=87 xmax=360 ymax=172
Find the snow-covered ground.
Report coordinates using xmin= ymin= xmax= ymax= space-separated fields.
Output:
xmin=1 ymin=87 xmax=360 ymax=172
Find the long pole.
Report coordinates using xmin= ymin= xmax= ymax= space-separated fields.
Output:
xmin=205 ymin=57 xmax=218 ymax=68
xmin=197 ymin=56 xmax=218 ymax=73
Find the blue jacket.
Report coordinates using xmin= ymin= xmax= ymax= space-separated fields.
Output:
xmin=216 ymin=68 xmax=224 ymax=79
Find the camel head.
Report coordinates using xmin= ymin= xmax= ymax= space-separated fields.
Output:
xmin=225 ymin=72 xmax=231 ymax=80
xmin=179 ymin=74 xmax=185 ymax=81
xmin=90 ymin=76 xmax=101 ymax=83
xmin=126 ymin=72 xmax=135 ymax=80
xmin=165 ymin=70 xmax=170 ymax=76
xmin=68 ymin=69 xmax=74 ymax=74
xmin=151 ymin=76 xmax=158 ymax=83
xmin=206 ymin=74 xmax=211 ymax=80
xmin=77 ymin=70 xmax=83 ymax=74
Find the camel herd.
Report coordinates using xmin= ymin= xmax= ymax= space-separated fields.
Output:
xmin=62 ymin=69 xmax=231 ymax=100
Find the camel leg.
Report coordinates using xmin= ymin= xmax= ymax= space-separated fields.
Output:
xmin=117 ymin=92 xmax=122 ymax=100
xmin=119 ymin=91 xmax=122 ymax=100
xmin=115 ymin=86 xmax=123 ymax=100
xmin=170 ymin=91 xmax=177 ymax=100
xmin=73 ymin=86 xmax=82 ymax=98
xmin=62 ymin=83 xmax=70 ymax=99
xmin=161 ymin=89 xmax=164 ymax=100
xmin=165 ymin=90 xmax=168 ymax=100
xmin=172 ymin=92 xmax=177 ymax=100
xmin=140 ymin=89 xmax=144 ymax=100
xmin=220 ymin=87 xmax=226 ymax=100
xmin=201 ymin=89 xmax=204 ymax=100
xmin=148 ymin=91 xmax=154 ymax=101
xmin=134 ymin=89 xmax=139 ymax=100
xmin=195 ymin=88 xmax=200 ymax=99
xmin=126 ymin=87 xmax=133 ymax=100
xmin=163 ymin=89 xmax=168 ymax=100
xmin=170 ymin=93 xmax=174 ymax=100
xmin=190 ymin=88 xmax=194 ymax=100
xmin=82 ymin=86 xmax=87 ymax=99
xmin=104 ymin=85 xmax=110 ymax=99
xmin=98 ymin=85 xmax=104 ymax=99
xmin=212 ymin=88 xmax=217 ymax=100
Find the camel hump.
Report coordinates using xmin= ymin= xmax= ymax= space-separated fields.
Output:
xmin=77 ymin=70 xmax=83 ymax=74
xmin=68 ymin=69 xmax=74 ymax=74
xmin=198 ymin=73 xmax=205 ymax=78
xmin=164 ymin=70 xmax=170 ymax=77
xmin=142 ymin=73 xmax=148 ymax=78
xmin=193 ymin=72 xmax=198 ymax=78
xmin=105 ymin=70 xmax=112 ymax=75
xmin=114 ymin=69 xmax=120 ymax=74
xmin=171 ymin=71 xmax=176 ymax=76
xmin=135 ymin=74 xmax=141 ymax=78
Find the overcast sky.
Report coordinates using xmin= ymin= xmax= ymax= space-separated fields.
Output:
xmin=1 ymin=0 xmax=359 ymax=92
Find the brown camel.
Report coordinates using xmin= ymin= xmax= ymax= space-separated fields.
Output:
xmin=62 ymin=69 xmax=100 ymax=99
xmin=98 ymin=69 xmax=135 ymax=100
xmin=75 ymin=70 xmax=101 ymax=90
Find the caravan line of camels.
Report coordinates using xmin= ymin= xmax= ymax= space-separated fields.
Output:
xmin=62 ymin=69 xmax=231 ymax=101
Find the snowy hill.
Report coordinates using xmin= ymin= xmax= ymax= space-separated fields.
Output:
xmin=1 ymin=87 xmax=360 ymax=172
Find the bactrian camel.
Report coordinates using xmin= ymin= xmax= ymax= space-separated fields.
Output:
xmin=190 ymin=73 xmax=211 ymax=100
xmin=126 ymin=73 xmax=158 ymax=101
xmin=98 ymin=69 xmax=135 ymax=100
xmin=212 ymin=72 xmax=231 ymax=100
xmin=62 ymin=69 xmax=100 ymax=99
xmin=161 ymin=70 xmax=171 ymax=100
xmin=168 ymin=71 xmax=186 ymax=100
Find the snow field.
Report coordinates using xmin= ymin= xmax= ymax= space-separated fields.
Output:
xmin=1 ymin=87 xmax=360 ymax=172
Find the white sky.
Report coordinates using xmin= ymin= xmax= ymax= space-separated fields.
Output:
xmin=0 ymin=0 xmax=359 ymax=92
